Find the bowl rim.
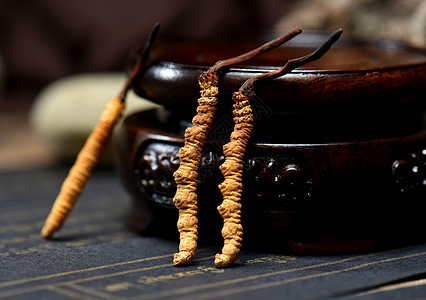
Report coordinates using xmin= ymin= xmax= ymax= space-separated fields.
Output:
xmin=130 ymin=31 xmax=426 ymax=113
xmin=144 ymin=30 xmax=426 ymax=74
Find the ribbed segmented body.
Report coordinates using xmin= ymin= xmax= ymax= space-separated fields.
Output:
xmin=215 ymin=91 xmax=253 ymax=267
xmin=41 ymin=97 xmax=125 ymax=238
xmin=173 ymin=72 xmax=219 ymax=266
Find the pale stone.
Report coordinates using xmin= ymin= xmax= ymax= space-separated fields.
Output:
xmin=30 ymin=72 xmax=159 ymax=165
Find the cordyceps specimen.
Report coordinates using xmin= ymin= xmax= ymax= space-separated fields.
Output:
xmin=40 ymin=23 xmax=160 ymax=239
xmin=215 ymin=28 xmax=343 ymax=267
xmin=173 ymin=28 xmax=302 ymax=266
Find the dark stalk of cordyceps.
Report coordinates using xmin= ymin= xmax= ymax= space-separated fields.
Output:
xmin=173 ymin=28 xmax=302 ymax=266
xmin=41 ymin=23 xmax=160 ymax=239
xmin=215 ymin=29 xmax=343 ymax=267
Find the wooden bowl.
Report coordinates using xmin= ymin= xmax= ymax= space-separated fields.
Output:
xmin=130 ymin=31 xmax=426 ymax=116
xmin=115 ymin=32 xmax=426 ymax=254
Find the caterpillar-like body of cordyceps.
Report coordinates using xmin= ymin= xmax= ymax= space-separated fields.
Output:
xmin=215 ymin=91 xmax=253 ymax=267
xmin=172 ymin=28 xmax=303 ymax=266
xmin=40 ymin=23 xmax=160 ymax=239
xmin=173 ymin=72 xmax=219 ymax=266
xmin=213 ymin=28 xmax=343 ymax=267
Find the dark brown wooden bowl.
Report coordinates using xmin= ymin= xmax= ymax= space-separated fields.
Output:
xmin=116 ymin=32 xmax=426 ymax=254
xmin=115 ymin=109 xmax=426 ymax=254
xmin=130 ymin=31 xmax=426 ymax=117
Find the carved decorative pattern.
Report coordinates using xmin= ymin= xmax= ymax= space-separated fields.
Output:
xmin=134 ymin=143 xmax=226 ymax=207
xmin=391 ymin=149 xmax=426 ymax=194
xmin=133 ymin=141 xmax=313 ymax=213
xmin=244 ymin=156 xmax=313 ymax=213
xmin=134 ymin=143 xmax=179 ymax=207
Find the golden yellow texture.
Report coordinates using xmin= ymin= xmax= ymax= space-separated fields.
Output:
xmin=173 ymin=72 xmax=219 ymax=266
xmin=41 ymin=97 xmax=125 ymax=238
xmin=215 ymin=91 xmax=253 ymax=267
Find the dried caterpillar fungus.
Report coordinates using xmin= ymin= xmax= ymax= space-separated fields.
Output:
xmin=173 ymin=72 xmax=219 ymax=266
xmin=41 ymin=97 xmax=124 ymax=238
xmin=41 ymin=23 xmax=160 ymax=238
xmin=173 ymin=28 xmax=303 ymax=266
xmin=215 ymin=92 xmax=253 ymax=267
xmin=215 ymin=28 xmax=343 ymax=267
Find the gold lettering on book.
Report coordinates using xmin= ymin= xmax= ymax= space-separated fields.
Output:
xmin=138 ymin=266 xmax=224 ymax=285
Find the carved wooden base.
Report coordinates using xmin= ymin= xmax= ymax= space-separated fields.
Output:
xmin=114 ymin=109 xmax=426 ymax=254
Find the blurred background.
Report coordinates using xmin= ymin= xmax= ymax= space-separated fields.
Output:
xmin=0 ymin=0 xmax=425 ymax=171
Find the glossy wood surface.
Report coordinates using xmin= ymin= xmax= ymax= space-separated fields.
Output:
xmin=114 ymin=110 xmax=426 ymax=254
xmin=130 ymin=32 xmax=426 ymax=116
xmin=116 ymin=33 xmax=426 ymax=254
